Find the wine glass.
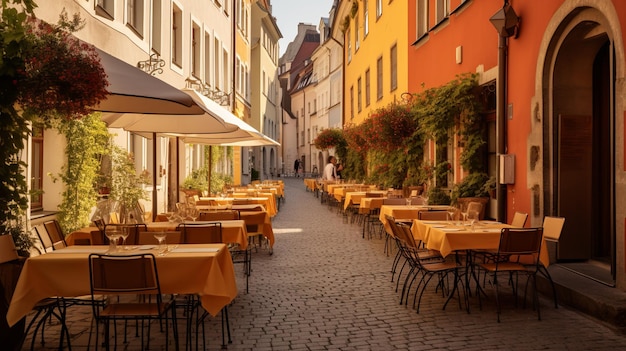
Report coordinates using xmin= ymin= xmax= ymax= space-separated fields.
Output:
xmin=119 ymin=227 xmax=130 ymax=250
xmin=468 ymin=210 xmax=479 ymax=232
xmin=188 ymin=207 xmax=199 ymax=222
xmin=405 ymin=197 xmax=412 ymax=208
xmin=153 ymin=232 xmax=168 ymax=255
xmin=105 ymin=228 xmax=121 ymax=254
xmin=447 ymin=207 xmax=457 ymax=223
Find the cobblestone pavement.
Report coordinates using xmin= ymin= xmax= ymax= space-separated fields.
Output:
xmin=24 ymin=177 xmax=626 ymax=350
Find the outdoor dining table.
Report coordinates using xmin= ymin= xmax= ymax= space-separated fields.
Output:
xmin=6 ymin=243 xmax=237 ymax=327
xmin=378 ymin=205 xmax=451 ymax=235
xmin=343 ymin=191 xmax=387 ymax=211
xmin=411 ymin=219 xmax=550 ymax=267
xmin=200 ymin=196 xmax=277 ymax=217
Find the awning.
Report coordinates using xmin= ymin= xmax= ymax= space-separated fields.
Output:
xmin=93 ymin=48 xmax=206 ymax=115
xmin=174 ymin=89 xmax=280 ymax=146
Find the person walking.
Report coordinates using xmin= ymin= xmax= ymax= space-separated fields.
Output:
xmin=322 ymin=156 xmax=337 ymax=181
xmin=294 ymin=159 xmax=300 ymax=177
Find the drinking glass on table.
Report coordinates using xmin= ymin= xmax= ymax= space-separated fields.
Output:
xmin=468 ymin=210 xmax=479 ymax=232
xmin=405 ymin=197 xmax=412 ymax=208
xmin=105 ymin=228 xmax=121 ymax=254
xmin=119 ymin=226 xmax=130 ymax=250
xmin=188 ymin=207 xmax=199 ymax=221
xmin=447 ymin=207 xmax=457 ymax=223
xmin=153 ymin=232 xmax=168 ymax=255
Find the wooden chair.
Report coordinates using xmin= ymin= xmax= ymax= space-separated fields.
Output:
xmin=383 ymin=198 xmax=406 ymax=205
xmin=103 ymin=223 xmax=148 ymax=246
xmin=418 ymin=211 xmax=448 ymax=221
xmin=88 ymin=253 xmax=179 ymax=350
xmin=42 ymin=220 xmax=68 ymax=250
xmin=478 ymin=227 xmax=544 ymax=322
xmin=177 ymin=222 xmax=222 ymax=244
xmin=539 ymin=216 xmax=565 ymax=308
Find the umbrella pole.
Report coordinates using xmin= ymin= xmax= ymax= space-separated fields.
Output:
xmin=152 ymin=133 xmax=158 ymax=221
xmin=176 ymin=137 xmax=180 ymax=203
xmin=208 ymin=145 xmax=212 ymax=195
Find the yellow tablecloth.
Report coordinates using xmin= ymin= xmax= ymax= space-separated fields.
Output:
xmin=410 ymin=220 xmax=550 ymax=267
xmin=344 ymin=191 xmax=387 ymax=210
xmin=304 ymin=178 xmax=317 ymax=192
xmin=359 ymin=197 xmax=385 ymax=214
xmin=200 ymin=196 xmax=277 ymax=217
xmin=379 ymin=205 xmax=450 ymax=235
xmin=6 ymin=244 xmax=237 ymax=327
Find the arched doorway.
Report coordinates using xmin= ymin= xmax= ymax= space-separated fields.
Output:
xmin=543 ymin=9 xmax=616 ymax=283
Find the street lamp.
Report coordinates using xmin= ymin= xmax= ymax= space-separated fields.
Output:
xmin=489 ymin=1 xmax=520 ymax=38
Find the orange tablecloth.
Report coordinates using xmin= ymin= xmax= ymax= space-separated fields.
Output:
xmin=359 ymin=197 xmax=385 ymax=214
xmin=6 ymin=244 xmax=237 ymax=327
xmin=200 ymin=197 xmax=277 ymax=216
xmin=378 ymin=205 xmax=450 ymax=235
xmin=304 ymin=178 xmax=317 ymax=192
xmin=410 ymin=220 xmax=550 ymax=267
xmin=344 ymin=191 xmax=387 ymax=210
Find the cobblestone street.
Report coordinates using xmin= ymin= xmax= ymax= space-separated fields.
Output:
xmin=24 ymin=177 xmax=626 ymax=350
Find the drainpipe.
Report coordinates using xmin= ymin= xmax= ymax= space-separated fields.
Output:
xmin=489 ymin=1 xmax=520 ymax=222
xmin=495 ymin=34 xmax=507 ymax=222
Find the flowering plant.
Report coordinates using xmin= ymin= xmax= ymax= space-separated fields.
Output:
xmin=313 ymin=128 xmax=346 ymax=151
xmin=364 ymin=103 xmax=416 ymax=152
xmin=18 ymin=12 xmax=109 ymax=120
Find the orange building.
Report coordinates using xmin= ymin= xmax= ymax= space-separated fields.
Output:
xmin=408 ymin=0 xmax=626 ymax=289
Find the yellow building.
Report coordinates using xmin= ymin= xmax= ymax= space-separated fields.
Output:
xmin=335 ymin=0 xmax=409 ymax=126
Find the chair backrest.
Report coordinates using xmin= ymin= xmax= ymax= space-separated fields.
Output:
xmin=0 ymin=234 xmax=19 ymax=263
xmin=89 ymin=253 xmax=161 ymax=298
xmin=137 ymin=231 xmax=181 ymax=245
xmin=466 ymin=202 xmax=483 ymax=217
xmin=365 ymin=192 xmax=383 ymax=198
xmin=178 ymin=222 xmax=222 ymax=244
xmin=241 ymin=211 xmax=267 ymax=235
xmin=418 ymin=211 xmax=448 ymax=221
xmin=104 ymin=223 xmax=148 ymax=246
xmin=410 ymin=197 xmax=425 ymax=206
xmin=32 ymin=225 xmax=53 ymax=253
xmin=93 ymin=219 xmax=106 ymax=235
xmin=199 ymin=210 xmax=240 ymax=221
xmin=497 ymin=227 xmax=543 ymax=260
xmin=383 ymin=198 xmax=406 ymax=205
xmin=542 ymin=216 xmax=565 ymax=241
xmin=384 ymin=215 xmax=401 ymax=240
xmin=42 ymin=220 xmax=67 ymax=250
xmin=510 ymin=212 xmax=528 ymax=227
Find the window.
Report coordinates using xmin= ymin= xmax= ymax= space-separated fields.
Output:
xmin=350 ymin=85 xmax=354 ymax=120
xmin=365 ymin=68 xmax=371 ymax=106
xmin=357 ymin=76 xmax=362 ymax=112
xmin=364 ymin=0 xmax=369 ymax=36
xmin=416 ymin=0 xmax=428 ymax=39
xmin=191 ymin=22 xmax=201 ymax=78
xmin=222 ymin=48 xmax=229 ymax=93
xmin=376 ymin=0 xmax=382 ymax=18
xmin=346 ymin=28 xmax=352 ymax=63
xmin=171 ymin=4 xmax=182 ymax=67
xmin=30 ymin=127 xmax=43 ymax=210
xmin=390 ymin=44 xmax=397 ymax=92
xmin=127 ymin=0 xmax=144 ymax=37
xmin=262 ymin=70 xmax=266 ymax=94
xmin=436 ymin=0 xmax=449 ymax=24
xmin=96 ymin=0 xmax=114 ymax=19
xmin=236 ymin=57 xmax=241 ymax=93
xmin=376 ymin=56 xmax=383 ymax=100
xmin=204 ymin=31 xmax=211 ymax=83
xmin=214 ymin=38 xmax=220 ymax=88
xmin=151 ymin=0 xmax=161 ymax=53
xmin=355 ymin=13 xmax=360 ymax=51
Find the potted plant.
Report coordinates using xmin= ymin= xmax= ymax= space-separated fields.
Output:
xmin=426 ymin=187 xmax=451 ymax=205
xmin=450 ymin=173 xmax=495 ymax=219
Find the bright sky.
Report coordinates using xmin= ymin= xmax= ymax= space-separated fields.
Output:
xmin=271 ymin=0 xmax=335 ymax=56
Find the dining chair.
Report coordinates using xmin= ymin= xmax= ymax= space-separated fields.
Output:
xmin=198 ymin=210 xmax=240 ymax=221
xmin=466 ymin=202 xmax=484 ymax=220
xmin=174 ymin=222 xmax=231 ymax=349
xmin=104 ymin=223 xmax=148 ymax=246
xmin=510 ymin=211 xmax=528 ymax=227
xmin=539 ymin=216 xmax=565 ymax=308
xmin=382 ymin=198 xmax=406 ymax=205
xmin=418 ymin=210 xmax=448 ymax=221
xmin=42 ymin=220 xmax=68 ymax=250
xmin=478 ymin=227 xmax=544 ymax=322
xmin=177 ymin=222 xmax=222 ymax=244
xmin=390 ymin=219 xmax=463 ymax=313
xmin=88 ymin=253 xmax=179 ymax=351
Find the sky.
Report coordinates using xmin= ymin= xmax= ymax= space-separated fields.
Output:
xmin=270 ymin=0 xmax=335 ymax=56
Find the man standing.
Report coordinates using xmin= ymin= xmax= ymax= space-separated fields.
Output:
xmin=322 ymin=156 xmax=337 ymax=180
xmin=294 ymin=159 xmax=300 ymax=177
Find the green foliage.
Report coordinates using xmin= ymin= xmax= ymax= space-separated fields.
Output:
xmin=109 ymin=146 xmax=150 ymax=223
xmin=449 ymin=172 xmax=495 ymax=203
xmin=251 ymin=168 xmax=260 ymax=181
xmin=54 ymin=113 xmax=110 ymax=234
xmin=341 ymin=148 xmax=366 ymax=182
xmin=182 ymin=166 xmax=233 ymax=195
xmin=426 ymin=187 xmax=451 ymax=205
xmin=313 ymin=128 xmax=346 ymax=151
